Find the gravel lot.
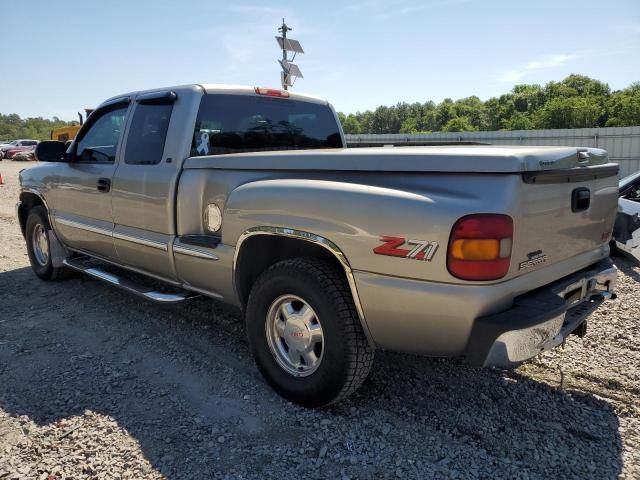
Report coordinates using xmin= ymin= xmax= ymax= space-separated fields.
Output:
xmin=0 ymin=159 xmax=638 ymax=479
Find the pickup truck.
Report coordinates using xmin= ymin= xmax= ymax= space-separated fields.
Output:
xmin=19 ymin=84 xmax=618 ymax=407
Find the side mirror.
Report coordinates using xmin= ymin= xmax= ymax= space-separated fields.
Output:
xmin=35 ymin=141 xmax=68 ymax=162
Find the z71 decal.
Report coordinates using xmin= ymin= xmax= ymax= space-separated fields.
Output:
xmin=373 ymin=236 xmax=439 ymax=261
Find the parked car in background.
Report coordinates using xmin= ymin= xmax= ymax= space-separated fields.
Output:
xmin=12 ymin=149 xmax=36 ymax=161
xmin=0 ymin=139 xmax=39 ymax=157
xmin=3 ymin=145 xmax=37 ymax=160
xmin=0 ymin=141 xmax=10 ymax=158
xmin=613 ymin=171 xmax=640 ymax=261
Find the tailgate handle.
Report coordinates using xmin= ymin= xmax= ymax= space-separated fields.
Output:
xmin=572 ymin=187 xmax=590 ymax=212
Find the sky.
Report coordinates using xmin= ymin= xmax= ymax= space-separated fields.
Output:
xmin=1 ymin=0 xmax=639 ymax=120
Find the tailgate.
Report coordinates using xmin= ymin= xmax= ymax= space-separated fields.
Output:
xmin=509 ymin=150 xmax=618 ymax=279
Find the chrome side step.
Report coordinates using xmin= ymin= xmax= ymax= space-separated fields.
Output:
xmin=63 ymin=258 xmax=198 ymax=303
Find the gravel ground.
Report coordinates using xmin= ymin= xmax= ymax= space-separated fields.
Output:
xmin=0 ymin=159 xmax=638 ymax=479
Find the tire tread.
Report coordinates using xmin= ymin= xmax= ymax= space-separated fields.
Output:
xmin=248 ymin=257 xmax=374 ymax=405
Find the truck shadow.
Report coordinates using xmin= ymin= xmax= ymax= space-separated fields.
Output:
xmin=0 ymin=265 xmax=624 ymax=479
xmin=613 ymin=254 xmax=640 ymax=282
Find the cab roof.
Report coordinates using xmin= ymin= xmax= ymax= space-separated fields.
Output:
xmin=100 ymin=83 xmax=329 ymax=108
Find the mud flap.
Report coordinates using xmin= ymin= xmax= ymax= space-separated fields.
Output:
xmin=48 ymin=230 xmax=70 ymax=268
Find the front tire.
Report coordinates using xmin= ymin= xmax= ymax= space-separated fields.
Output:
xmin=246 ymin=258 xmax=374 ymax=408
xmin=25 ymin=206 xmax=72 ymax=281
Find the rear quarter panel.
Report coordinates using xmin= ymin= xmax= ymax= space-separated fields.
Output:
xmin=177 ymin=169 xmax=521 ymax=283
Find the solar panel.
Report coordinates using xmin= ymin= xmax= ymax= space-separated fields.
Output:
xmin=278 ymin=60 xmax=304 ymax=79
xmin=287 ymin=38 xmax=304 ymax=54
xmin=275 ymin=36 xmax=304 ymax=54
xmin=286 ymin=62 xmax=303 ymax=78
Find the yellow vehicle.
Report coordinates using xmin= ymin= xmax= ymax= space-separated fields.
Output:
xmin=50 ymin=109 xmax=94 ymax=142
xmin=50 ymin=124 xmax=81 ymax=142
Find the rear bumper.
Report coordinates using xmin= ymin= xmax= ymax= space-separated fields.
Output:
xmin=465 ymin=258 xmax=617 ymax=368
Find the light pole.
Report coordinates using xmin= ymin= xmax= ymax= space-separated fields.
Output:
xmin=276 ymin=18 xmax=304 ymax=90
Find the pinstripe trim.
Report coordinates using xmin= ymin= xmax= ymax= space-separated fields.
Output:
xmin=173 ymin=244 xmax=219 ymax=260
xmin=56 ymin=217 xmax=112 ymax=237
xmin=56 ymin=216 xmax=168 ymax=251
xmin=113 ymin=231 xmax=168 ymax=251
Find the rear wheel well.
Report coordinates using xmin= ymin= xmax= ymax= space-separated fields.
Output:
xmin=18 ymin=192 xmax=47 ymax=236
xmin=235 ymin=234 xmax=345 ymax=308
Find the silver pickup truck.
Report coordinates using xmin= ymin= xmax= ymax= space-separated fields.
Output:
xmin=19 ymin=84 xmax=618 ymax=407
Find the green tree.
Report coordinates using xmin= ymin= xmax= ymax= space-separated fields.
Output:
xmin=512 ymin=84 xmax=545 ymax=113
xmin=370 ymin=105 xmax=402 ymax=134
xmin=342 ymin=115 xmax=362 ymax=134
xmin=560 ymin=74 xmax=610 ymax=97
xmin=442 ymin=117 xmax=478 ymax=132
xmin=503 ymin=112 xmax=533 ymax=130
xmin=534 ymin=97 xmax=604 ymax=129
xmin=0 ymin=113 xmax=72 ymax=141
xmin=485 ymin=95 xmax=515 ymax=130
xmin=434 ymin=99 xmax=456 ymax=130
xmin=399 ymin=117 xmax=420 ymax=133
xmin=605 ymin=83 xmax=640 ymax=126
xmin=453 ymin=96 xmax=489 ymax=130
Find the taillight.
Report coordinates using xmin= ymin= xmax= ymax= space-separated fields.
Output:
xmin=447 ymin=214 xmax=513 ymax=281
xmin=254 ymin=87 xmax=290 ymax=98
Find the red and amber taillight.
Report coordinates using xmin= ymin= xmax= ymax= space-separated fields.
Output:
xmin=447 ymin=214 xmax=513 ymax=281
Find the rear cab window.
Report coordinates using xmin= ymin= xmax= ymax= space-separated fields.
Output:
xmin=190 ymin=94 xmax=343 ymax=157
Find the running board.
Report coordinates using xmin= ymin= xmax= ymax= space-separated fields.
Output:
xmin=63 ymin=258 xmax=198 ymax=303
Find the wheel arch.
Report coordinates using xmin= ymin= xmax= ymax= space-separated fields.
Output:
xmin=233 ymin=227 xmax=374 ymax=347
xmin=18 ymin=190 xmax=49 ymax=236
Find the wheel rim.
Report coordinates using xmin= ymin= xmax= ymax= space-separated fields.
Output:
xmin=265 ymin=294 xmax=324 ymax=377
xmin=32 ymin=223 xmax=50 ymax=266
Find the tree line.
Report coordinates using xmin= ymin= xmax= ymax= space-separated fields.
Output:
xmin=1 ymin=75 xmax=638 ymax=140
xmin=337 ymin=75 xmax=640 ymax=134
xmin=0 ymin=114 xmax=70 ymax=142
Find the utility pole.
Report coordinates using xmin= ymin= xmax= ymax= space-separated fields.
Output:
xmin=276 ymin=18 xmax=304 ymax=90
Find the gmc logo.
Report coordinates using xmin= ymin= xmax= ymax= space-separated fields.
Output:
xmin=373 ymin=236 xmax=438 ymax=261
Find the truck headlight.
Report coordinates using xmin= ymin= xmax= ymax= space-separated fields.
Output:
xmin=205 ymin=204 xmax=222 ymax=232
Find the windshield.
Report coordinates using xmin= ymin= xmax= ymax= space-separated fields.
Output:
xmin=190 ymin=94 xmax=343 ymax=156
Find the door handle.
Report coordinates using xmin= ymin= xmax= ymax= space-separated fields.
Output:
xmin=97 ymin=178 xmax=111 ymax=193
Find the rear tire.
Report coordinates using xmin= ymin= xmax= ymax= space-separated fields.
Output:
xmin=246 ymin=257 xmax=374 ymax=408
xmin=25 ymin=206 xmax=72 ymax=281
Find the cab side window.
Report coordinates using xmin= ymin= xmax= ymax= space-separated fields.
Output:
xmin=124 ymin=104 xmax=173 ymax=165
xmin=76 ymin=107 xmax=127 ymax=163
